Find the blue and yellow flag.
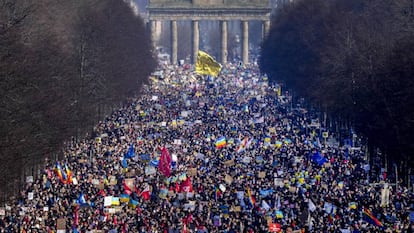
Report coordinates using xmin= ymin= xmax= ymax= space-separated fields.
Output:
xmin=195 ymin=50 xmax=222 ymax=77
xmin=348 ymin=202 xmax=357 ymax=210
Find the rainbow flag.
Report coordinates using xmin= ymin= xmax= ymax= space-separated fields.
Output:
xmin=363 ymin=207 xmax=385 ymax=229
xmin=246 ymin=187 xmax=256 ymax=206
xmin=214 ymin=185 xmax=221 ymax=201
xmin=328 ymin=213 xmax=334 ymax=224
xmin=64 ymin=163 xmax=72 ymax=184
xmin=215 ymin=136 xmax=227 ymax=149
xmin=55 ymin=162 xmax=67 ymax=184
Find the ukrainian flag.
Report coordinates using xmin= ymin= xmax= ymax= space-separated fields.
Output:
xmin=276 ymin=210 xmax=284 ymax=219
xmin=120 ymin=194 xmax=130 ymax=203
xmin=195 ymin=50 xmax=222 ymax=77
xmin=348 ymin=202 xmax=357 ymax=210
xmin=111 ymin=197 xmax=120 ymax=206
xmin=129 ymin=198 xmax=139 ymax=208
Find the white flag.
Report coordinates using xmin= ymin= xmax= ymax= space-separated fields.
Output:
xmin=262 ymin=200 xmax=271 ymax=211
xmin=380 ymin=184 xmax=390 ymax=207
xmin=308 ymin=199 xmax=316 ymax=212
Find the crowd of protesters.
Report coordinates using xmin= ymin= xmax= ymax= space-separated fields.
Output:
xmin=0 ymin=63 xmax=413 ymax=233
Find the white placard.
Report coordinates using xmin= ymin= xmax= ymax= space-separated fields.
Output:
xmin=172 ymin=154 xmax=178 ymax=162
xmin=145 ymin=166 xmax=156 ymax=175
xmin=151 ymin=95 xmax=158 ymax=101
xmin=219 ymin=184 xmax=226 ymax=192
xmin=186 ymin=192 xmax=194 ymax=199
xmin=242 ymin=157 xmax=251 ymax=163
xmin=107 ymin=208 xmax=116 ymax=214
xmin=104 ymin=196 xmax=112 ymax=207
xmin=28 ymin=192 xmax=33 ymax=200
xmin=274 ymin=178 xmax=284 ymax=187
xmin=177 ymin=193 xmax=185 ymax=200
xmin=181 ymin=111 xmax=188 ymax=118
xmin=72 ymin=177 xmax=78 ymax=185
xmin=183 ymin=202 xmax=196 ymax=211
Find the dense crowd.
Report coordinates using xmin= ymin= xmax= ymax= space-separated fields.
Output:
xmin=0 ymin=63 xmax=413 ymax=233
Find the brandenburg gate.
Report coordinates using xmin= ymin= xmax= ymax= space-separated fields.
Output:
xmin=147 ymin=0 xmax=271 ymax=64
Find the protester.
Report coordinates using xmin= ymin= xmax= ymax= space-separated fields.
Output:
xmin=0 ymin=62 xmax=413 ymax=233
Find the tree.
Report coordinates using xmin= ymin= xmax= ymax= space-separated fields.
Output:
xmin=0 ymin=0 xmax=156 ymax=200
xmin=260 ymin=0 xmax=414 ymax=184
xmin=260 ymin=0 xmax=329 ymax=97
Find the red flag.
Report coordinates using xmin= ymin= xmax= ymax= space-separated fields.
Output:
xmin=175 ymin=183 xmax=181 ymax=193
xmin=46 ymin=169 xmax=53 ymax=179
xmin=122 ymin=223 xmax=128 ymax=233
xmin=134 ymin=186 xmax=140 ymax=196
xmin=74 ymin=205 xmax=79 ymax=227
xmin=136 ymin=206 xmax=142 ymax=215
xmin=98 ymin=189 xmax=106 ymax=197
xmin=181 ymin=177 xmax=193 ymax=193
xmin=123 ymin=180 xmax=132 ymax=195
xmin=141 ymin=184 xmax=151 ymax=201
xmin=159 ymin=146 xmax=172 ymax=177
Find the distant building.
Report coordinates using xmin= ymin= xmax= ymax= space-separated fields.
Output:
xmin=270 ymin=0 xmax=294 ymax=16
xmin=134 ymin=0 xmax=149 ymax=14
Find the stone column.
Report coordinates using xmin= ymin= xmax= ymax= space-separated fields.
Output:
xmin=171 ymin=20 xmax=178 ymax=64
xmin=262 ymin=20 xmax=270 ymax=40
xmin=192 ymin=20 xmax=199 ymax=64
xmin=150 ymin=20 xmax=157 ymax=50
xmin=220 ymin=20 xmax=228 ymax=64
xmin=242 ymin=20 xmax=249 ymax=64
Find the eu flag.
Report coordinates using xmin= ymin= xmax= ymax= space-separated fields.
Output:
xmin=124 ymin=144 xmax=135 ymax=159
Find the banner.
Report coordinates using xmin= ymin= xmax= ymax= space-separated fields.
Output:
xmin=380 ymin=184 xmax=390 ymax=207
xmin=268 ymin=223 xmax=281 ymax=232
xmin=195 ymin=50 xmax=222 ymax=77
xmin=57 ymin=218 xmax=66 ymax=230
xmin=159 ymin=146 xmax=172 ymax=177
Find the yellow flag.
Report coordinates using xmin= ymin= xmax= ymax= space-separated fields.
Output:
xmin=195 ymin=50 xmax=222 ymax=77
xmin=277 ymin=85 xmax=282 ymax=96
